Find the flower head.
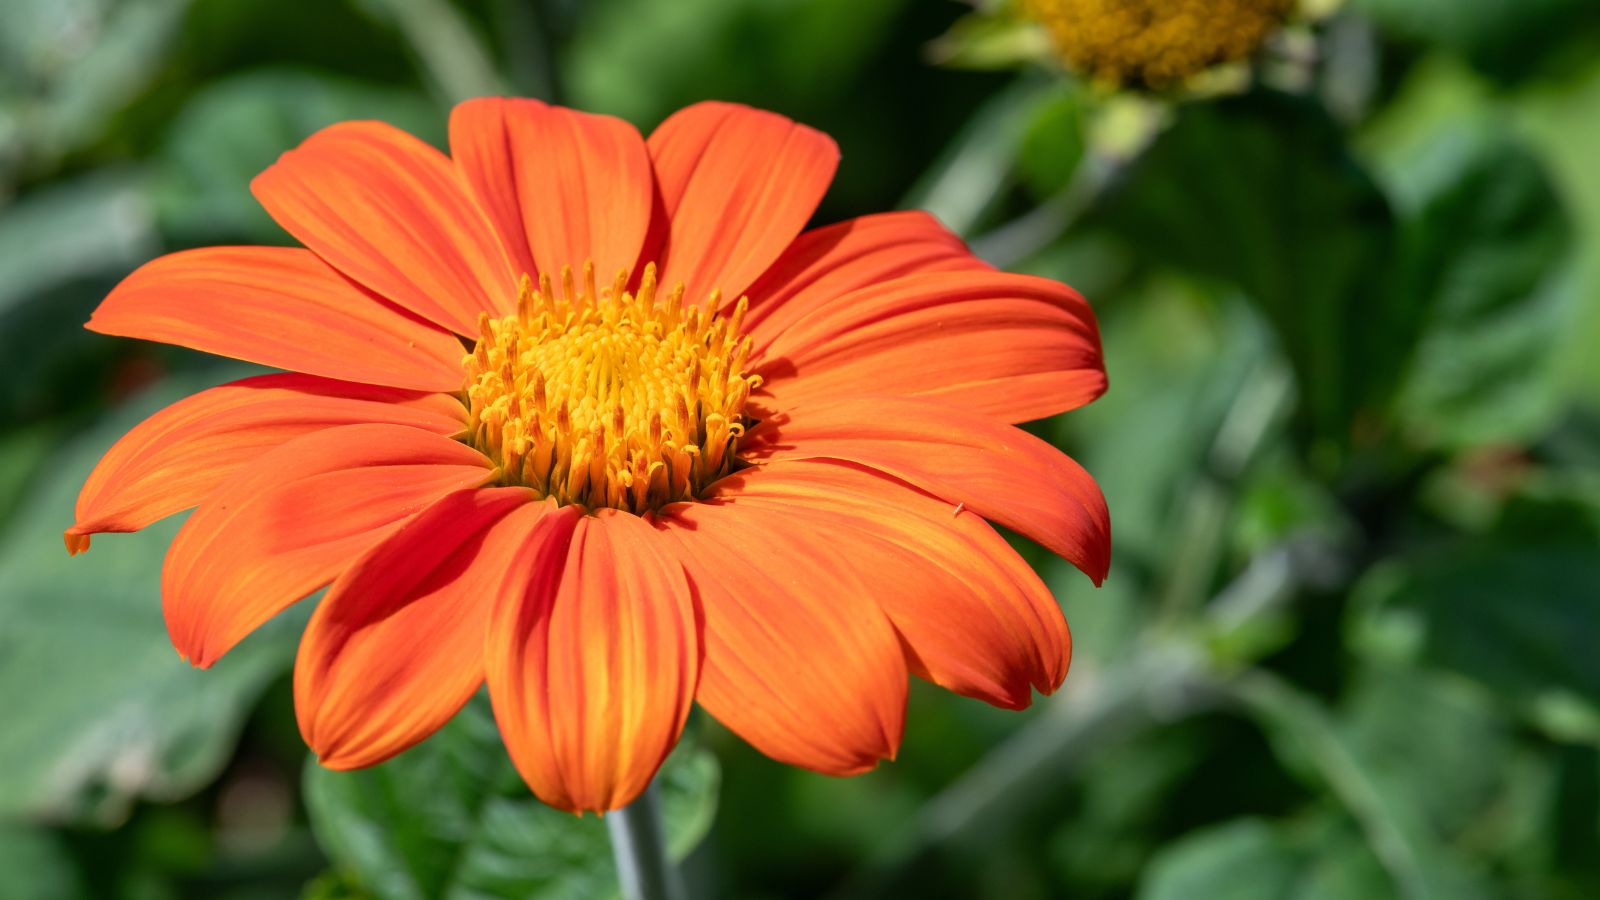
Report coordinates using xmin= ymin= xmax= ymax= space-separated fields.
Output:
xmin=66 ymin=99 xmax=1111 ymax=814
xmin=1026 ymin=0 xmax=1292 ymax=86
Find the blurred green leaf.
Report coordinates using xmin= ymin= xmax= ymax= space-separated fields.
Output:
xmin=156 ymin=69 xmax=439 ymax=245
xmin=350 ymin=0 xmax=506 ymax=104
xmin=0 ymin=374 xmax=303 ymax=824
xmin=1137 ymin=813 xmax=1444 ymax=900
xmin=1355 ymin=0 xmax=1600 ymax=83
xmin=1095 ymin=92 xmax=1400 ymax=453
xmin=1337 ymin=665 xmax=1512 ymax=837
xmin=305 ymin=699 xmax=718 ymax=900
xmin=0 ymin=0 xmax=192 ymax=180
xmin=901 ymin=77 xmax=1050 ymax=236
xmin=1233 ymin=672 xmax=1498 ymax=900
xmin=1137 ymin=818 xmax=1303 ymax=900
xmin=1016 ymin=84 xmax=1086 ymax=201
xmin=567 ymin=0 xmax=906 ymax=125
xmin=1350 ymin=524 xmax=1600 ymax=743
xmin=1516 ymin=62 xmax=1600 ymax=401
xmin=1385 ymin=127 xmax=1576 ymax=449
xmin=0 ymin=825 xmax=85 ymax=900
xmin=0 ymin=169 xmax=158 ymax=315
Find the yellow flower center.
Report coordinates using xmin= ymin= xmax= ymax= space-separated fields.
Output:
xmin=463 ymin=263 xmax=757 ymax=513
xmin=1025 ymin=0 xmax=1291 ymax=86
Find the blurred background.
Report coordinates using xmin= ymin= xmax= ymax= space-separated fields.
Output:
xmin=2 ymin=0 xmax=1599 ymax=897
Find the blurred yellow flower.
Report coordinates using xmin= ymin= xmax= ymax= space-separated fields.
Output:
xmin=1025 ymin=0 xmax=1293 ymax=86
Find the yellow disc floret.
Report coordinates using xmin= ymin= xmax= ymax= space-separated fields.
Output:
xmin=1025 ymin=0 xmax=1292 ymax=86
xmin=463 ymin=263 xmax=757 ymax=513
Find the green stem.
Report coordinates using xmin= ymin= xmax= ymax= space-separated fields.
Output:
xmin=607 ymin=785 xmax=681 ymax=900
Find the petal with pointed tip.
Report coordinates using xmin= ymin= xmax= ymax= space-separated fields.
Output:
xmin=68 ymin=373 xmax=464 ymax=551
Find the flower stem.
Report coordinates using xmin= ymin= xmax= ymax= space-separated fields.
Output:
xmin=607 ymin=785 xmax=681 ymax=900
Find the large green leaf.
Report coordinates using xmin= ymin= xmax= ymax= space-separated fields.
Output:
xmin=305 ymin=698 xmax=719 ymax=900
xmin=1384 ymin=128 xmax=1576 ymax=449
xmin=1350 ymin=527 xmax=1600 ymax=742
xmin=1094 ymin=92 xmax=1400 ymax=450
xmin=1336 ymin=665 xmax=1512 ymax=839
xmin=1137 ymin=819 xmax=1308 ymax=900
xmin=0 ymin=373 xmax=303 ymax=824
xmin=1232 ymin=673 xmax=1498 ymax=900
xmin=1137 ymin=813 xmax=1433 ymax=900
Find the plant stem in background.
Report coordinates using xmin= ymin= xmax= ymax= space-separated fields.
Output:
xmin=608 ymin=785 xmax=682 ymax=900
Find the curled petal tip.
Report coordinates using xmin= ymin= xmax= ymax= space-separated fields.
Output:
xmin=63 ymin=530 xmax=91 ymax=556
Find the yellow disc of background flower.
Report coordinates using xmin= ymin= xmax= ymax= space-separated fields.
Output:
xmin=1026 ymin=0 xmax=1294 ymax=86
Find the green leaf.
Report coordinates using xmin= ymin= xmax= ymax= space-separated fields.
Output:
xmin=0 ymin=825 xmax=85 ymax=900
xmin=1094 ymin=92 xmax=1400 ymax=452
xmin=0 ymin=170 xmax=158 ymax=316
xmin=305 ymin=698 xmax=719 ymax=900
xmin=566 ymin=0 xmax=907 ymax=126
xmin=155 ymin=69 xmax=439 ymax=246
xmin=0 ymin=374 xmax=303 ymax=824
xmin=900 ymin=78 xmax=1052 ymax=237
xmin=1137 ymin=819 xmax=1303 ymax=900
xmin=1350 ymin=528 xmax=1600 ymax=743
xmin=1355 ymin=0 xmax=1600 ymax=84
xmin=1232 ymin=672 xmax=1499 ymax=900
xmin=0 ymin=0 xmax=192 ymax=177
xmin=1139 ymin=810 xmax=1464 ymax=900
xmin=1384 ymin=127 xmax=1577 ymax=449
xmin=1337 ymin=665 xmax=1512 ymax=837
xmin=1016 ymin=85 xmax=1086 ymax=201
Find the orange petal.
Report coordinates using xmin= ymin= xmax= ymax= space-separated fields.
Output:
xmin=655 ymin=497 xmax=907 ymax=774
xmin=68 ymin=373 xmax=465 ymax=549
xmin=488 ymin=508 xmax=700 ymax=813
xmin=87 ymin=247 xmax=468 ymax=390
xmin=740 ymin=210 xmax=990 ymax=344
xmin=742 ymin=395 xmax=1111 ymax=584
xmin=753 ymin=270 xmax=1106 ymax=424
xmin=647 ymin=101 xmax=838 ymax=304
xmin=163 ymin=424 xmax=495 ymax=668
xmin=684 ymin=459 xmax=1069 ymax=709
xmin=451 ymin=98 xmax=653 ymax=283
xmin=252 ymin=120 xmax=516 ymax=334
xmin=296 ymin=488 xmax=542 ymax=770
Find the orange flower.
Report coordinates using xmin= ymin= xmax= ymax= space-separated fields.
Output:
xmin=66 ymin=100 xmax=1110 ymax=814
